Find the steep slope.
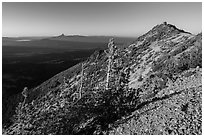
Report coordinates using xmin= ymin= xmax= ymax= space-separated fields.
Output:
xmin=3 ymin=22 xmax=202 ymax=135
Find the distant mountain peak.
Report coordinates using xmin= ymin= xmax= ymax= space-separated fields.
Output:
xmin=59 ymin=33 xmax=65 ymax=37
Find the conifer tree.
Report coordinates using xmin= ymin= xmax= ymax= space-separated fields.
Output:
xmin=105 ymin=38 xmax=117 ymax=90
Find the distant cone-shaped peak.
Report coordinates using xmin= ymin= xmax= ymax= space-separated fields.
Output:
xmin=54 ymin=33 xmax=66 ymax=38
xmin=60 ymin=33 xmax=65 ymax=37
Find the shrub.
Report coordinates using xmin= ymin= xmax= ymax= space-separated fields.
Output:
xmin=138 ymin=75 xmax=143 ymax=82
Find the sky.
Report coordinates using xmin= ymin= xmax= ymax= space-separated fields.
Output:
xmin=2 ymin=2 xmax=202 ymax=37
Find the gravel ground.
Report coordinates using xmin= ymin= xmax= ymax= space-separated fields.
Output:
xmin=109 ymin=68 xmax=202 ymax=135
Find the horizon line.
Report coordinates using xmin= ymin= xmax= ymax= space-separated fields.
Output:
xmin=2 ymin=34 xmax=139 ymax=38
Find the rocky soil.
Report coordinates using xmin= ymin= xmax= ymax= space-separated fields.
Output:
xmin=109 ymin=68 xmax=202 ymax=135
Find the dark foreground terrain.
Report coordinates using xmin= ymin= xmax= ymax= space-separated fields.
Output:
xmin=2 ymin=35 xmax=133 ymax=127
xmin=3 ymin=23 xmax=202 ymax=135
xmin=2 ymin=48 xmax=96 ymax=126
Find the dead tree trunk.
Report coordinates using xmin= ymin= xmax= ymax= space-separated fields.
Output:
xmin=21 ymin=87 xmax=28 ymax=108
xmin=18 ymin=87 xmax=28 ymax=132
xmin=79 ymin=62 xmax=84 ymax=99
xmin=106 ymin=54 xmax=111 ymax=90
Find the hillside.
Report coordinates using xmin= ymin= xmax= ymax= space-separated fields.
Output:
xmin=3 ymin=22 xmax=202 ymax=135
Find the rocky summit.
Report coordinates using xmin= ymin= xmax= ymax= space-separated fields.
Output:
xmin=3 ymin=22 xmax=202 ymax=135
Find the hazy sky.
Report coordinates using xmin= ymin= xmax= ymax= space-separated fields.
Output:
xmin=2 ymin=2 xmax=202 ymax=37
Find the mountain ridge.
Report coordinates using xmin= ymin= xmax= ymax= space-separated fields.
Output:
xmin=3 ymin=22 xmax=202 ymax=135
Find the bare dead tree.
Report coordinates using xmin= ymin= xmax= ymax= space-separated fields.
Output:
xmin=79 ymin=62 xmax=84 ymax=99
xmin=17 ymin=87 xmax=28 ymax=133
xmin=21 ymin=87 xmax=28 ymax=108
